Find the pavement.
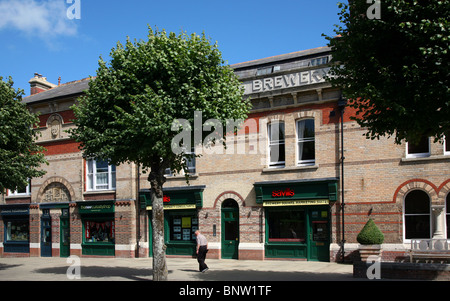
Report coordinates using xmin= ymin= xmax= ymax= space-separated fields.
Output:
xmin=0 ymin=256 xmax=360 ymax=282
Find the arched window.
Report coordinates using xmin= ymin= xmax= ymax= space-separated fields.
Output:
xmin=404 ymin=190 xmax=431 ymax=239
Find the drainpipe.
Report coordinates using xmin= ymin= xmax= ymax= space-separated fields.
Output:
xmin=338 ymin=94 xmax=347 ymax=263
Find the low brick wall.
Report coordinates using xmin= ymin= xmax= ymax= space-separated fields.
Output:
xmin=353 ymin=261 xmax=450 ymax=280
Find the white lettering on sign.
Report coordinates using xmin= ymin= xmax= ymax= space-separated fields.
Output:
xmin=244 ymin=67 xmax=330 ymax=95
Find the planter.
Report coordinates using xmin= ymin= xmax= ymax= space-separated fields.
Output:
xmin=358 ymin=244 xmax=382 ymax=262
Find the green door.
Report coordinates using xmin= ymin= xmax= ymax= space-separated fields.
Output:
xmin=307 ymin=206 xmax=330 ymax=261
xmin=221 ymin=199 xmax=239 ymax=259
xmin=60 ymin=208 xmax=70 ymax=258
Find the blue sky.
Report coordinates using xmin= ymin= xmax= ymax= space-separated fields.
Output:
xmin=0 ymin=0 xmax=342 ymax=96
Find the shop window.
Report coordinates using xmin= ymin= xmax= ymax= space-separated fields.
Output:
xmin=406 ymin=136 xmax=430 ymax=158
xmin=268 ymin=121 xmax=285 ymax=168
xmin=267 ymin=209 xmax=305 ymax=242
xmin=86 ymin=159 xmax=116 ymax=191
xmin=84 ymin=220 xmax=115 ymax=243
xmin=5 ymin=220 xmax=29 ymax=242
xmin=170 ymin=215 xmax=198 ymax=241
xmin=404 ymin=190 xmax=431 ymax=239
xmin=296 ymin=119 xmax=315 ymax=165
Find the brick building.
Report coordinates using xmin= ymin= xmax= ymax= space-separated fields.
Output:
xmin=1 ymin=46 xmax=448 ymax=261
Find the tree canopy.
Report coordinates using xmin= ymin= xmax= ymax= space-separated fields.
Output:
xmin=69 ymin=27 xmax=250 ymax=280
xmin=325 ymin=0 xmax=449 ymax=144
xmin=0 ymin=76 xmax=47 ymax=192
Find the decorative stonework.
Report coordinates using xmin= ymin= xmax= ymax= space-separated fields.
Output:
xmin=37 ymin=177 xmax=75 ymax=203
xmin=42 ymin=182 xmax=71 ymax=203
xmin=47 ymin=114 xmax=63 ymax=139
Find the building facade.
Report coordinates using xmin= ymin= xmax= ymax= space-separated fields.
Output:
xmin=1 ymin=47 xmax=449 ymax=261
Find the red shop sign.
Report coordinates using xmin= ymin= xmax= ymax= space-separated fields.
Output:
xmin=272 ymin=188 xmax=295 ymax=198
xmin=163 ymin=195 xmax=170 ymax=203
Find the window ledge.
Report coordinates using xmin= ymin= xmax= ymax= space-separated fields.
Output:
xmin=165 ymin=174 xmax=198 ymax=181
xmin=262 ymin=164 xmax=319 ymax=173
xmin=83 ymin=190 xmax=116 ymax=195
xmin=401 ymin=155 xmax=450 ymax=164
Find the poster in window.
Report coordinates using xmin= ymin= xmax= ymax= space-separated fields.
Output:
xmin=182 ymin=229 xmax=191 ymax=240
xmin=182 ymin=217 xmax=191 ymax=228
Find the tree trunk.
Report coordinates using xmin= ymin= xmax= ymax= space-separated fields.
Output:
xmin=149 ymin=168 xmax=168 ymax=281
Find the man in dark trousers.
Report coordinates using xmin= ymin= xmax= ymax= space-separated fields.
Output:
xmin=195 ymin=230 xmax=209 ymax=272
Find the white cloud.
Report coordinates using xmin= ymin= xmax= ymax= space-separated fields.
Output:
xmin=0 ymin=0 xmax=78 ymax=39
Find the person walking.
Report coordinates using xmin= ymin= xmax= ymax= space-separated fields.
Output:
xmin=195 ymin=230 xmax=209 ymax=272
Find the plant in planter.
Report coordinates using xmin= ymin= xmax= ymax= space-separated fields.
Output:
xmin=357 ymin=219 xmax=384 ymax=262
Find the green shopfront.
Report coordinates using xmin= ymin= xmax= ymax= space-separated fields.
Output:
xmin=254 ymin=178 xmax=338 ymax=262
xmin=78 ymin=200 xmax=115 ymax=256
xmin=140 ymin=186 xmax=205 ymax=257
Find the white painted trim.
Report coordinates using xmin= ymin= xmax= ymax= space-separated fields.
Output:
xmin=238 ymin=243 xmax=264 ymax=250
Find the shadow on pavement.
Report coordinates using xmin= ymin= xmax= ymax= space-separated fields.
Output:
xmin=191 ymin=269 xmax=356 ymax=281
xmin=0 ymin=263 xmax=22 ymax=271
xmin=34 ymin=266 xmax=156 ymax=281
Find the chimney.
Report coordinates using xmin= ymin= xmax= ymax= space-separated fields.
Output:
xmin=28 ymin=73 xmax=57 ymax=95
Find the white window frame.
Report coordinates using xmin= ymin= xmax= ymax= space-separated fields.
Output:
xmin=268 ymin=121 xmax=285 ymax=168
xmin=8 ymin=181 xmax=31 ymax=196
xmin=406 ymin=136 xmax=430 ymax=158
xmin=86 ymin=159 xmax=116 ymax=191
xmin=403 ymin=190 xmax=432 ymax=242
xmin=296 ymin=119 xmax=315 ymax=166
xmin=164 ymin=148 xmax=196 ymax=176
xmin=444 ymin=133 xmax=450 ymax=155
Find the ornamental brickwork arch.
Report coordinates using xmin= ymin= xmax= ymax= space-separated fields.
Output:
xmin=37 ymin=177 xmax=75 ymax=203
xmin=394 ymin=179 xmax=439 ymax=205
xmin=437 ymin=179 xmax=450 ymax=201
xmin=214 ymin=191 xmax=245 ymax=209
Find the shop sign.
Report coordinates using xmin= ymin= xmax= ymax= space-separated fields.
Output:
xmin=272 ymin=188 xmax=295 ymax=198
xmin=263 ymin=199 xmax=329 ymax=207
xmin=79 ymin=203 xmax=114 ymax=214
xmin=146 ymin=204 xmax=196 ymax=211
xmin=0 ymin=207 xmax=29 ymax=216
xmin=163 ymin=195 xmax=170 ymax=203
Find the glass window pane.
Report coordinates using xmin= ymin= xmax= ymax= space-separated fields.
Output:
xmin=96 ymin=160 xmax=109 ymax=173
xmin=269 ymin=122 xmax=285 ymax=142
xmin=270 ymin=144 xmax=285 ymax=164
xmin=298 ymin=141 xmax=315 ymax=162
xmin=405 ymin=190 xmax=430 ymax=214
xmin=224 ymin=220 xmax=239 ymax=240
xmin=405 ymin=215 xmax=430 ymax=239
xmin=6 ymin=220 xmax=29 ymax=242
xmin=298 ymin=119 xmax=314 ymax=139
xmin=268 ymin=209 xmax=305 ymax=242
xmin=85 ymin=220 xmax=115 ymax=243
xmin=408 ymin=136 xmax=429 ymax=155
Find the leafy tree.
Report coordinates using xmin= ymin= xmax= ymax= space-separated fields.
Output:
xmin=325 ymin=0 xmax=449 ymax=144
xmin=0 ymin=76 xmax=47 ymax=193
xmin=69 ymin=27 xmax=250 ymax=280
